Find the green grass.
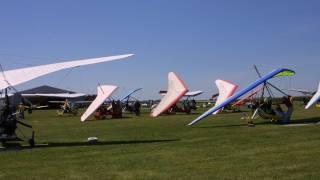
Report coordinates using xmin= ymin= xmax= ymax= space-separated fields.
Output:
xmin=0 ymin=104 xmax=320 ymax=180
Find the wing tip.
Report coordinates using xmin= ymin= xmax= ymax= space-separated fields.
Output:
xmin=187 ymin=122 xmax=194 ymax=126
xmin=188 ymin=119 xmax=198 ymax=126
xmin=305 ymin=105 xmax=311 ymax=109
xmin=150 ymin=111 xmax=158 ymax=117
xmin=80 ymin=116 xmax=87 ymax=122
xmin=125 ymin=53 xmax=135 ymax=57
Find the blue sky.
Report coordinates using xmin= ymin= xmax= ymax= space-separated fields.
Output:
xmin=0 ymin=0 xmax=319 ymax=99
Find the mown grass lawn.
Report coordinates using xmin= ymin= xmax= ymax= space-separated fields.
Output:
xmin=0 ymin=103 xmax=319 ymax=179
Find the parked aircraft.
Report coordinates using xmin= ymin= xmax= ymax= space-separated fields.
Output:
xmin=188 ymin=68 xmax=295 ymax=126
xmin=81 ymin=85 xmax=118 ymax=121
xmin=120 ymin=88 xmax=143 ymax=116
xmin=151 ymin=72 xmax=202 ymax=117
xmin=213 ymin=79 xmax=238 ymax=114
xmin=0 ymin=53 xmax=133 ymax=146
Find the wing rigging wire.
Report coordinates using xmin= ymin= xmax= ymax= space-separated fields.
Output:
xmin=0 ymin=63 xmax=33 ymax=106
xmin=55 ymin=67 xmax=74 ymax=88
xmin=254 ymin=65 xmax=289 ymax=99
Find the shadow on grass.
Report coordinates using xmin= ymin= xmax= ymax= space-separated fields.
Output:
xmin=44 ymin=139 xmax=179 ymax=148
xmin=193 ymin=117 xmax=320 ymax=129
xmin=81 ymin=116 xmax=134 ymax=122
xmin=191 ymin=119 xmax=271 ymax=129
xmin=195 ymin=123 xmax=253 ymax=129
xmin=159 ymin=113 xmax=201 ymax=117
xmin=218 ymin=111 xmax=246 ymax=115
xmin=0 ymin=139 xmax=180 ymax=152
xmin=287 ymin=117 xmax=320 ymax=125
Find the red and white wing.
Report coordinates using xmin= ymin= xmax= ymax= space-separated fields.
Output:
xmin=81 ymin=85 xmax=118 ymax=122
xmin=213 ymin=79 xmax=238 ymax=114
xmin=151 ymin=72 xmax=188 ymax=117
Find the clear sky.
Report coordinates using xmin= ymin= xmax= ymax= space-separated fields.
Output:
xmin=0 ymin=0 xmax=319 ymax=99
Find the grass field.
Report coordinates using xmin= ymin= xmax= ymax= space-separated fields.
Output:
xmin=0 ymin=103 xmax=320 ymax=179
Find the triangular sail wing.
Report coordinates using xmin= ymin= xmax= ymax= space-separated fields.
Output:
xmin=120 ymin=88 xmax=143 ymax=102
xmin=151 ymin=72 xmax=188 ymax=117
xmin=188 ymin=68 xmax=295 ymax=126
xmin=305 ymin=82 xmax=320 ymax=109
xmin=185 ymin=90 xmax=203 ymax=97
xmin=0 ymin=54 xmax=133 ymax=90
xmin=160 ymin=90 xmax=202 ymax=97
xmin=81 ymin=85 xmax=118 ymax=122
xmin=213 ymin=80 xmax=238 ymax=114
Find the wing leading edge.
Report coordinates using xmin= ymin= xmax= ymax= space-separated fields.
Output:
xmin=0 ymin=54 xmax=133 ymax=90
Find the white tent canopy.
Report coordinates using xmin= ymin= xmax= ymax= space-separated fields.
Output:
xmin=22 ymin=93 xmax=86 ymax=98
